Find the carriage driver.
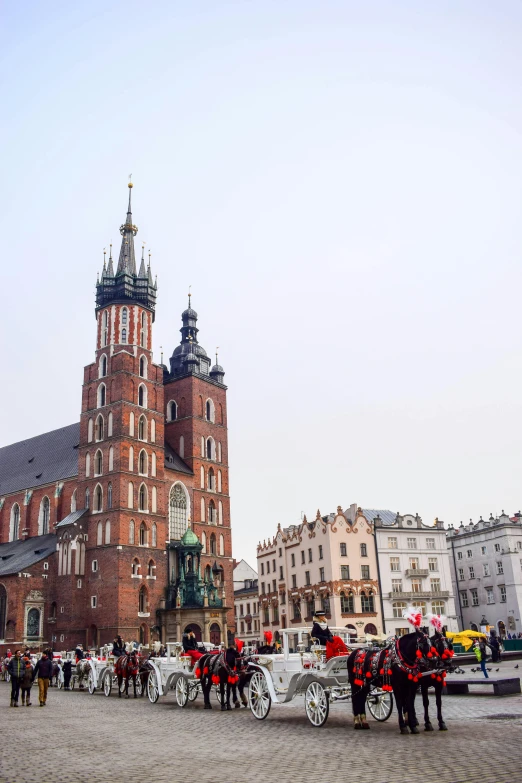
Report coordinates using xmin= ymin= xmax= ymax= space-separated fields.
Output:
xmin=311 ymin=611 xmax=334 ymax=645
xmin=182 ymin=629 xmax=203 ymax=667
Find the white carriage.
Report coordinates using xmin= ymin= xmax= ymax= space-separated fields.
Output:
xmin=248 ymin=627 xmax=393 ymax=727
xmin=146 ymin=642 xmax=223 ymax=706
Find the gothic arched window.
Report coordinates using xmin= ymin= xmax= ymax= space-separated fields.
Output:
xmin=139 ymin=450 xmax=147 ymax=475
xmin=138 ymin=384 xmax=146 ymax=408
xmin=98 ymin=384 xmax=106 ymax=408
xmin=208 ymin=500 xmax=216 ymax=525
xmin=169 ymin=483 xmax=188 ymax=540
xmin=39 ymin=496 xmax=50 ymax=536
xmin=129 ymin=519 xmax=135 ymax=545
xmin=107 ymin=482 xmax=112 ymax=509
xmin=95 ymin=450 xmax=103 ymax=476
xmin=139 ymin=586 xmax=148 ymax=613
xmin=10 ymin=504 xmax=20 ymax=541
xmin=95 ymin=484 xmax=103 ymax=512
xmin=96 ymin=415 xmax=104 ymax=441
xmin=210 ymin=533 xmax=216 ymax=555
xmin=139 ymin=483 xmax=147 ymax=511
xmin=138 ymin=415 xmax=146 ymax=441
xmin=85 ymin=488 xmax=90 ymax=509
xmin=168 ymin=401 xmax=177 ymax=421
xmin=139 ymin=522 xmax=147 ymax=546
xmin=122 ymin=328 xmax=127 ymax=344
xmin=139 ymin=355 xmax=146 ymax=378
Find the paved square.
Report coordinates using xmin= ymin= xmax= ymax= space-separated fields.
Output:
xmin=1 ymin=662 xmax=522 ymax=783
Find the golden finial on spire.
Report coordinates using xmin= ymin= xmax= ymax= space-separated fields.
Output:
xmin=128 ymin=173 xmax=133 ymax=188
xmin=188 ymin=284 xmax=192 ymax=308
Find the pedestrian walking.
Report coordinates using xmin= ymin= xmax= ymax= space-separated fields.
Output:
xmin=32 ymin=650 xmax=53 ymax=706
xmin=20 ymin=657 xmax=34 ymax=706
xmin=473 ymin=639 xmax=489 ymax=678
xmin=62 ymin=660 xmax=73 ymax=690
xmin=7 ymin=650 xmax=25 ymax=707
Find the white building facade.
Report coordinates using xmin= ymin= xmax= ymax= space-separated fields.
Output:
xmin=447 ymin=512 xmax=522 ymax=636
xmin=233 ymin=559 xmax=260 ymax=646
xmin=374 ymin=512 xmax=458 ymax=636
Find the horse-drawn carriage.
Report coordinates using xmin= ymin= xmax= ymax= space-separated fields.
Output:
xmin=146 ymin=642 xmax=225 ymax=706
xmin=247 ymin=627 xmax=394 ymax=727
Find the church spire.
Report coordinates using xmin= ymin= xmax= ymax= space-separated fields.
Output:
xmin=116 ymin=179 xmax=138 ymax=276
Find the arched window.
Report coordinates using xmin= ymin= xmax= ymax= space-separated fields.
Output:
xmin=88 ymin=418 xmax=93 ymax=443
xmin=95 ymin=449 xmax=103 ymax=476
xmin=10 ymin=504 xmax=20 ymax=541
xmin=205 ymin=564 xmax=211 ymax=582
xmin=108 ymin=411 xmax=113 ymax=436
xmin=94 ymin=484 xmax=103 ymax=512
xmin=139 ymin=522 xmax=147 ymax=546
xmin=26 ymin=608 xmax=41 ymax=639
xmin=206 ymin=437 xmax=215 ymax=460
xmin=200 ymin=497 xmax=206 ymax=522
xmin=206 ymin=399 xmax=215 ymax=422
xmin=139 ymin=586 xmax=148 ymax=613
xmin=109 ymin=446 xmax=114 ymax=471
xmin=132 ymin=558 xmax=140 ymax=576
xmin=179 ymin=435 xmax=184 ymax=458
xmin=200 ymin=466 xmax=205 ymax=489
xmin=122 ymin=328 xmax=127 ymax=344
xmin=138 ymin=415 xmax=147 ymax=441
xmin=169 ymin=483 xmax=189 ymax=540
xmin=98 ymin=384 xmax=106 ymax=407
xmin=139 ymin=483 xmax=148 ymax=511
xmin=168 ymin=401 xmax=177 ymax=421
xmin=85 ymin=488 xmax=90 ymax=509
xmin=361 ymin=590 xmax=374 ymax=613
xmin=218 ymin=442 xmax=222 ymax=463
xmin=208 ymin=500 xmax=216 ymax=525
xmin=71 ymin=490 xmax=77 ymax=513
xmin=96 ymin=415 xmax=104 ymax=441
xmin=129 ymin=445 xmax=134 ymax=471
xmin=138 ymin=384 xmax=147 ymax=408
xmin=139 ymin=355 xmax=147 ymax=378
xmin=151 ymin=486 xmax=157 ymax=513
xmin=151 ymin=523 xmax=157 ymax=547
xmin=129 ymin=412 xmax=135 ymax=437
xmin=412 ymin=600 xmax=427 ymax=615
xmin=129 ymin=519 xmax=135 ymax=544
xmin=341 ymin=591 xmax=355 ymax=614
xmin=208 ymin=467 xmax=215 ymax=491
xmin=100 ymin=355 xmax=107 ymax=378
xmin=102 ymin=310 xmax=108 ymax=347
xmin=128 ymin=481 xmax=134 ymax=508
xmin=201 ymin=531 xmax=207 ymax=553
xmin=107 ymin=482 xmax=112 ymax=509
xmin=140 ymin=311 xmax=146 ymax=348
xmin=97 ymin=521 xmax=103 ymax=545
xmin=217 ymin=470 xmax=222 ymax=493
xmin=148 ymin=559 xmax=155 ymax=576
xmin=210 ymin=533 xmax=216 ymax=555
xmin=218 ymin=500 xmax=223 ymax=525
xmin=39 ymin=496 xmax=50 ymax=536
xmin=393 ymin=601 xmax=407 ymax=618
xmin=139 ymin=449 xmax=147 ymax=475
xmin=151 ymin=452 xmax=156 ymax=477
xmin=122 ymin=306 xmax=128 ymax=325
xmin=105 ymin=519 xmax=111 ymax=544
xmin=85 ymin=453 xmax=91 ymax=477
xmin=150 ymin=419 xmax=156 ymax=443
xmin=219 ymin=534 xmax=224 ymax=556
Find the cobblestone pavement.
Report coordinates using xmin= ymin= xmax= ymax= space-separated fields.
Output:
xmin=1 ymin=662 xmax=522 ymax=783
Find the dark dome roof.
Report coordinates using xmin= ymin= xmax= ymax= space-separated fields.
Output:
xmin=182 ymin=307 xmax=198 ymax=319
xmin=183 ymin=351 xmax=198 ymax=364
xmin=210 ymin=364 xmax=224 ymax=374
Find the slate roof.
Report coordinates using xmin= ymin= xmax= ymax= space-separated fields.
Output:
xmin=0 ymin=534 xmax=57 ymax=576
xmin=361 ymin=509 xmax=397 ymax=525
xmin=55 ymin=509 xmax=88 ymax=529
xmin=0 ymin=423 xmax=80 ymax=496
xmin=164 ymin=444 xmax=193 ymax=475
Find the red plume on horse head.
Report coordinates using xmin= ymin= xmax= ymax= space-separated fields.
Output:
xmin=235 ymin=639 xmax=244 ymax=653
xmin=426 ymin=613 xmax=445 ymax=634
xmin=264 ymin=631 xmax=273 ymax=645
xmin=402 ymin=606 xmax=423 ymax=629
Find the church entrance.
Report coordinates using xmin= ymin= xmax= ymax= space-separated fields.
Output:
xmin=210 ymin=623 xmax=221 ymax=646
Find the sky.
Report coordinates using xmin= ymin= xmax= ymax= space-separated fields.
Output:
xmin=2 ymin=1 xmax=522 ymax=566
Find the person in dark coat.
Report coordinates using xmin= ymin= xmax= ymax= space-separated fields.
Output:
xmin=75 ymin=644 xmax=84 ymax=662
xmin=7 ymin=650 xmax=25 ymax=707
xmin=20 ymin=657 xmax=34 ymax=706
xmin=63 ymin=660 xmax=73 ymax=690
xmin=489 ymin=630 xmax=500 ymax=663
xmin=111 ymin=636 xmax=125 ymax=658
xmin=33 ymin=652 xmax=54 ymax=706
xmin=182 ymin=630 xmax=203 ymax=666
xmin=311 ymin=611 xmax=334 ymax=645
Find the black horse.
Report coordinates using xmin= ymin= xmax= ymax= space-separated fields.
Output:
xmin=198 ymin=648 xmax=252 ymax=711
xmin=348 ymin=629 xmax=431 ymax=734
xmin=417 ymin=631 xmax=454 ymax=731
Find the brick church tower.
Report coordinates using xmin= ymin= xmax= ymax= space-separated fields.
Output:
xmin=53 ymin=182 xmax=233 ymax=648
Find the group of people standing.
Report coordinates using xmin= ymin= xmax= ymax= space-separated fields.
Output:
xmin=6 ymin=647 xmax=54 ymax=707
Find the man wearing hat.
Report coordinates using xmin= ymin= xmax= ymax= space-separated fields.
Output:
xmin=311 ymin=611 xmax=334 ymax=645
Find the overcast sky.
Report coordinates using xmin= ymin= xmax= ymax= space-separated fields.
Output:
xmin=2 ymin=1 xmax=522 ymax=566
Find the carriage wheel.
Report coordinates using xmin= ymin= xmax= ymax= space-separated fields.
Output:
xmin=103 ymin=672 xmax=112 ymax=697
xmin=175 ymin=676 xmax=189 ymax=707
xmin=136 ymin=676 xmax=144 ymax=697
xmin=249 ymin=671 xmax=271 ymax=720
xmin=147 ymin=670 xmax=160 ymax=704
xmin=188 ymin=680 xmax=199 ymax=702
xmin=366 ymin=687 xmax=393 ymax=722
xmin=214 ymin=684 xmax=222 ymax=704
xmin=305 ymin=681 xmax=329 ymax=727
xmin=87 ymin=669 xmax=96 ymax=695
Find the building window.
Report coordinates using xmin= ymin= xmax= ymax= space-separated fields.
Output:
xmin=291 ymin=574 xmax=297 ymax=588
xmin=360 ymin=543 xmax=367 ymax=557
xmin=88 ymin=418 xmax=93 ymax=442
xmin=341 ymin=592 xmax=355 ymax=613
xmin=301 ymin=551 xmax=305 ymax=565
xmin=499 ymin=585 xmax=506 ymax=603
xmin=138 ymin=385 xmax=146 ymax=408
xmin=481 ymin=546 xmax=487 ymax=555
xmin=95 ymin=450 xmax=103 ymax=476
xmin=105 ymin=520 xmax=110 ymax=544
xmin=206 ymin=437 xmax=215 ymax=460
xmin=139 ymin=523 xmax=147 ymax=546
xmin=409 ymin=557 xmax=419 ymax=570
xmin=91 ymin=596 xmax=97 ymax=608
xmin=393 ymin=601 xmax=407 ymax=618
xmin=39 ymin=496 xmax=50 ymax=536
xmin=390 ymin=557 xmax=400 ymax=572
xmin=129 ymin=519 xmax=135 ymax=545
xmin=308 ymin=548 xmax=312 ymax=562
xmin=94 ymin=485 xmax=103 ymax=512
xmin=85 ymin=488 xmax=90 ymax=509
xmin=266 ymin=560 xmax=270 ymax=574
xmin=319 ymin=567 xmax=325 ymax=582
xmin=319 ymin=545 xmax=323 ymax=560
xmin=340 ymin=565 xmax=350 ymax=580
xmin=321 ymin=594 xmax=330 ymax=614
xmin=272 ymin=558 xmax=276 ymax=571
xmin=140 ymin=312 xmax=146 ymax=348
xmin=98 ymin=384 xmax=106 ymax=407
xmin=467 ymin=549 xmax=473 ymax=559
xmin=483 ymin=563 xmax=490 ymax=576
xmin=139 ymin=587 xmax=148 ymax=613
xmin=468 ymin=566 xmax=475 ymax=579
xmin=496 ymin=561 xmax=504 ymax=575
xmin=460 ymin=590 xmax=469 ymax=608
xmin=307 ymin=598 xmax=315 ymax=618
xmin=279 ymin=566 xmax=283 ymax=580
xmin=291 ymin=553 xmax=295 ymax=567
xmin=206 ymin=399 xmax=215 ymax=422
xmin=260 ymin=563 xmax=264 ymax=576
xmin=10 ymin=503 xmax=20 ymax=541
xmin=292 ymin=601 xmax=301 ymax=620
xmin=430 ymin=578 xmax=441 ymax=592
xmin=388 ymin=537 xmax=397 ymax=549
xmin=427 ymin=558 xmax=437 ymax=572
xmin=457 ymin=551 xmax=463 ymax=560
xmin=305 ymin=571 xmax=310 ymax=586
xmin=139 ymin=450 xmax=147 ymax=475
xmin=431 ymin=600 xmax=445 ymax=614
xmin=263 ymin=606 xmax=269 ymax=624
xmin=96 ymin=415 xmax=104 ymax=441
xmin=107 ymin=483 xmax=112 ymax=509
xmin=361 ymin=565 xmax=370 ymax=579
xmin=407 ymin=538 xmax=417 ymax=549
xmin=361 ymin=591 xmax=374 ymax=613
xmin=471 ymin=588 xmax=479 ymax=606
xmin=261 ymin=582 xmax=265 ymax=595
xmin=168 ymin=401 xmax=177 ymax=421
xmin=391 ymin=579 xmax=402 ymax=593
xmin=139 ymin=356 xmax=146 ymax=378
xmin=208 ymin=500 xmax=217 ymax=524
xmin=139 ymin=484 xmax=148 ymax=511
xmin=340 ymin=542 xmax=347 ymax=557
xmin=411 ymin=578 xmax=422 ymax=593
xmin=495 ymin=543 xmax=501 ymax=552
xmin=458 ymin=568 xmax=464 ymax=581
xmin=426 ymin=538 xmax=435 ymax=550
xmin=92 ymin=560 xmax=98 ymax=572
xmin=486 ymin=588 xmax=495 ymax=604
